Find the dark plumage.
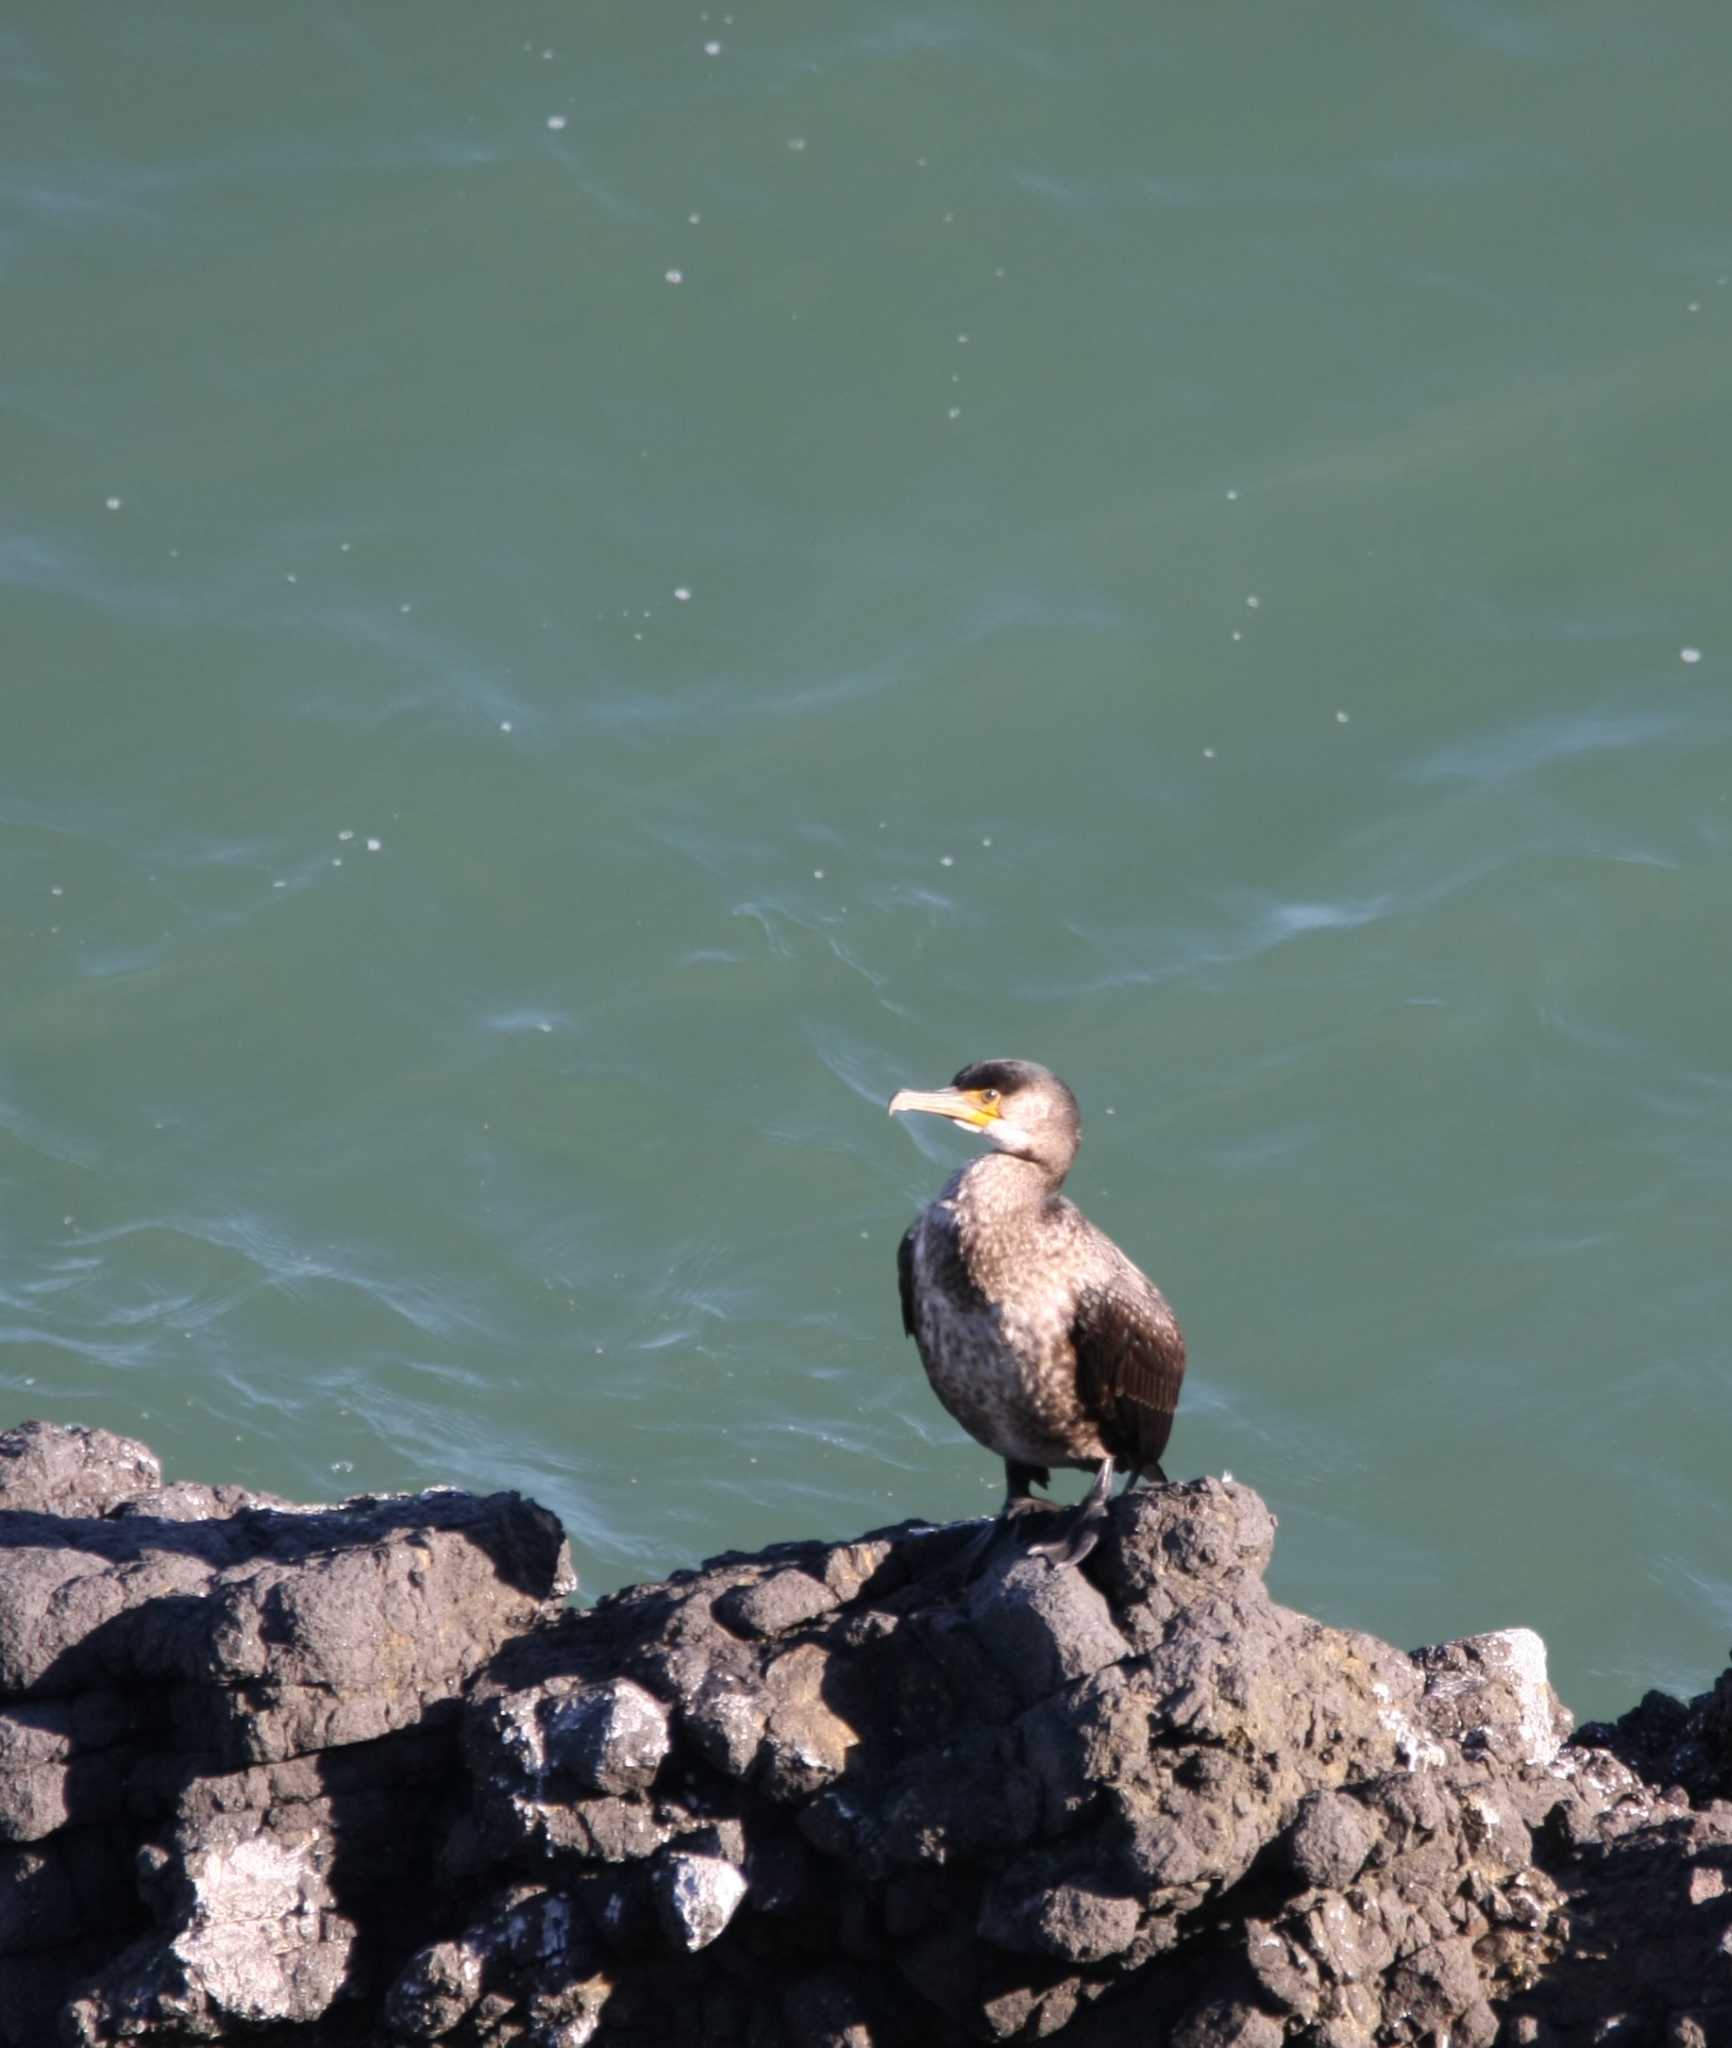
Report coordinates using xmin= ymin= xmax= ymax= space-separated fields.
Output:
xmin=888 ymin=1059 xmax=1186 ymax=1566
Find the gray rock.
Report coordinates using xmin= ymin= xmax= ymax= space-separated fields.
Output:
xmin=715 ymin=1568 xmax=838 ymax=1638
xmin=1414 ymin=1626 xmax=1572 ymax=1766
xmin=384 ymin=1936 xmax=485 ymax=2039
xmin=1285 ymin=1788 xmax=1381 ymax=1889
xmin=543 ymin=1679 xmax=672 ymax=1796
xmin=0 ymin=1421 xmax=161 ymax=1516
xmin=6 ymin=1421 xmax=1732 ymax=2047
xmin=653 ymin=1848 xmax=748 ymax=1950
xmin=978 ymin=1874 xmax=1140 ymax=1963
xmin=967 ymin=1551 xmax=1131 ymax=1707
xmin=0 ymin=1425 xmax=571 ymax=2047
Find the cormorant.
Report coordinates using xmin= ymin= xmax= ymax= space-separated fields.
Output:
xmin=888 ymin=1059 xmax=1186 ymax=1567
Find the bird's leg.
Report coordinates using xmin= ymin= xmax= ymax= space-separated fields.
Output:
xmin=1029 ymin=1456 xmax=1116 ymax=1567
xmin=943 ymin=1462 xmax=1053 ymax=1580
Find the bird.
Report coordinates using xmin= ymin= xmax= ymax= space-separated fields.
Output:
xmin=887 ymin=1058 xmax=1186 ymax=1567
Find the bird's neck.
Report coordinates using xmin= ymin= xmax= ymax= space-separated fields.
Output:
xmin=953 ymin=1149 xmax=1067 ymax=1218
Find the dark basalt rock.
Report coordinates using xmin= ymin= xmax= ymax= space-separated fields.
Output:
xmin=0 ymin=1421 xmax=573 ymax=2047
xmin=2 ymin=1420 xmax=1731 ymax=2045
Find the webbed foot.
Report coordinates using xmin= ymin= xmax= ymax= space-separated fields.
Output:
xmin=1027 ymin=1455 xmax=1116 ymax=1569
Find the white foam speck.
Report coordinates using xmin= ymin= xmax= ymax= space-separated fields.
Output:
xmin=704 ymin=39 xmax=722 ymax=55
xmin=1246 ymin=594 xmax=1261 ymax=609
xmin=1203 ymin=747 xmax=1216 ymax=759
xmin=1681 ymin=646 xmax=1703 ymax=664
xmin=331 ymin=857 xmax=343 ymax=867
xmin=980 ymin=836 xmax=992 ymax=847
xmin=50 ymin=885 xmax=64 ymax=898
xmin=272 ymin=879 xmax=286 ymax=889
xmin=366 ymin=838 xmax=382 ymax=852
xmin=939 ymin=854 xmax=955 ymax=867
xmin=665 ymin=268 xmax=684 ymax=284
xmin=337 ymin=830 xmax=354 ymax=842
xmin=688 ymin=211 xmax=702 ymax=224
xmin=674 ymin=586 xmax=691 ymax=601
xmin=547 ymin=114 xmax=567 ymax=131
xmin=787 ymin=137 xmax=806 ymax=151
xmin=500 ymin=720 xmax=514 ymax=733
xmin=946 ymin=406 xmax=961 ymax=419
xmin=1336 ymin=709 xmax=1350 ymax=723
xmin=1225 ymin=487 xmax=1238 ymax=500
xmin=812 ymin=868 xmax=825 ymax=880
xmin=105 ymin=496 xmax=123 ymax=511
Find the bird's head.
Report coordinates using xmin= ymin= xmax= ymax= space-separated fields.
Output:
xmin=887 ymin=1058 xmax=1082 ymax=1179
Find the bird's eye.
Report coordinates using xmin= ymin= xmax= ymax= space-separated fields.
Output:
xmin=980 ymin=1088 xmax=999 ymax=1105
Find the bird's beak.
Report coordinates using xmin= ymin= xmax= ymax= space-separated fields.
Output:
xmin=887 ymin=1086 xmax=997 ymax=1131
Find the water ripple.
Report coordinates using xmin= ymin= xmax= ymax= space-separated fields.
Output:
xmin=1406 ymin=710 xmax=1680 ymax=786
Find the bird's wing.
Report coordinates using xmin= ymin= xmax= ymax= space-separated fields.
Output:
xmin=1070 ymin=1281 xmax=1187 ymax=1475
xmin=897 ymin=1225 xmax=918 ymax=1338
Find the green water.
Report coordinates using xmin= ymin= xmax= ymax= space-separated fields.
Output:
xmin=5 ymin=2 xmax=1731 ymax=1720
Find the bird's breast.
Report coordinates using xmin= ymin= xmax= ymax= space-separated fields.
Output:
xmin=908 ymin=1204 xmax=1105 ymax=1469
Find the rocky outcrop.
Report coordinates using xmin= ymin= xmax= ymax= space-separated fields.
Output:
xmin=0 ymin=1421 xmax=572 ymax=2046
xmin=2 ymin=1420 xmax=1730 ymax=2045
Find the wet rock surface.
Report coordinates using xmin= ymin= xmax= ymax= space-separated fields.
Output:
xmin=2 ymin=1421 xmax=1730 ymax=2044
